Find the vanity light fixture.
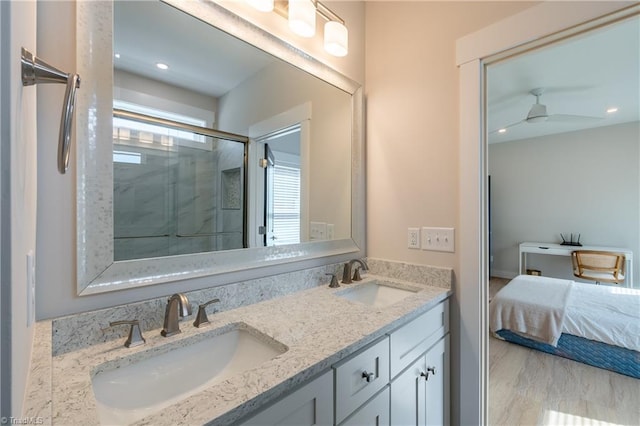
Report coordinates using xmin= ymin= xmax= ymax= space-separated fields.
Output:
xmin=288 ymin=0 xmax=316 ymax=38
xmin=324 ymin=22 xmax=348 ymax=56
xmin=606 ymin=107 xmax=618 ymax=114
xmin=248 ymin=0 xmax=348 ymax=57
xmin=156 ymin=62 xmax=169 ymax=70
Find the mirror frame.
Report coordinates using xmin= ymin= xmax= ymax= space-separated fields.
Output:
xmin=75 ymin=0 xmax=364 ymax=295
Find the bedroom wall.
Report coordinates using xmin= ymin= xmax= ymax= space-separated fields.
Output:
xmin=488 ymin=121 xmax=640 ymax=285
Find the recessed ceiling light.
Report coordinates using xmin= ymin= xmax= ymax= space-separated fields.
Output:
xmin=606 ymin=107 xmax=618 ymax=114
xmin=156 ymin=62 xmax=169 ymax=70
xmin=114 ymin=53 xmax=120 ymax=59
xmin=498 ymin=128 xmax=507 ymax=133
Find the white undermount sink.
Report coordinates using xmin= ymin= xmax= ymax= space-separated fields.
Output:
xmin=91 ymin=323 xmax=287 ymax=425
xmin=335 ymin=281 xmax=420 ymax=307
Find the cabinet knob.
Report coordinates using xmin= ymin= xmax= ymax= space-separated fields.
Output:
xmin=361 ymin=370 xmax=375 ymax=383
xmin=428 ymin=366 xmax=436 ymax=375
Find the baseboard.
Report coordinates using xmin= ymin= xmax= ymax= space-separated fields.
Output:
xmin=490 ymin=269 xmax=518 ymax=279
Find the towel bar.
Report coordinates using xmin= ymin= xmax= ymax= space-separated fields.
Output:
xmin=21 ymin=47 xmax=80 ymax=174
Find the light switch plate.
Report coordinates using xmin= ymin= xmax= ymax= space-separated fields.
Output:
xmin=421 ymin=227 xmax=455 ymax=252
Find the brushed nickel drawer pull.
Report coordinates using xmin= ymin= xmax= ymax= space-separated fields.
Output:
xmin=362 ymin=370 xmax=375 ymax=382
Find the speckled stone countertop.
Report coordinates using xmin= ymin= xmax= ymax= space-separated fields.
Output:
xmin=49 ymin=275 xmax=450 ymax=425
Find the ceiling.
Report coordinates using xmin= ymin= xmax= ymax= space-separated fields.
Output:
xmin=487 ymin=16 xmax=639 ymax=144
xmin=114 ymin=1 xmax=276 ymax=98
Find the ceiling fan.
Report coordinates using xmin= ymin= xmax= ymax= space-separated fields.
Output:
xmin=491 ymin=88 xmax=603 ymax=134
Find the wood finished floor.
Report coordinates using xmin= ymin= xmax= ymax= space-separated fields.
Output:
xmin=488 ymin=277 xmax=640 ymax=426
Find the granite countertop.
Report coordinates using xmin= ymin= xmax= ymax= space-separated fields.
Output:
xmin=48 ymin=274 xmax=450 ymax=425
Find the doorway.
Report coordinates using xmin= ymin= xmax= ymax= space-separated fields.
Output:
xmin=257 ymin=126 xmax=302 ymax=247
xmin=485 ymin=14 xmax=639 ymax=424
xmin=456 ymin=3 xmax=639 ymax=425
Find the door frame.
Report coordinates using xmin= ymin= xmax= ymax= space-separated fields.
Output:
xmin=455 ymin=3 xmax=638 ymax=425
xmin=248 ymin=103 xmax=311 ymax=247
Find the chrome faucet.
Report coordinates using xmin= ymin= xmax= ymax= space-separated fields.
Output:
xmin=342 ymin=259 xmax=369 ymax=284
xmin=161 ymin=293 xmax=192 ymax=337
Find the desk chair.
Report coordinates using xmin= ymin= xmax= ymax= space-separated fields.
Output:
xmin=571 ymin=250 xmax=626 ymax=285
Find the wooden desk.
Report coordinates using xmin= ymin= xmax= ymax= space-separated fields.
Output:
xmin=519 ymin=242 xmax=634 ymax=288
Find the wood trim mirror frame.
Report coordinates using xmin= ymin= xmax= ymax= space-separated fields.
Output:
xmin=456 ymin=3 xmax=638 ymax=425
xmin=75 ymin=0 xmax=365 ymax=296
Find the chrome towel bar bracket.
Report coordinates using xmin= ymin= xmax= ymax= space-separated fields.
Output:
xmin=21 ymin=47 xmax=80 ymax=174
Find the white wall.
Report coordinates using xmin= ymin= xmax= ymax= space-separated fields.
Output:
xmin=1 ymin=1 xmax=37 ymax=416
xmin=364 ymin=2 xmax=539 ymax=425
xmin=489 ymin=122 xmax=639 ymax=283
xmin=114 ymin=69 xmax=218 ymax=127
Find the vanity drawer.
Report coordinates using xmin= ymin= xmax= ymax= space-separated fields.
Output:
xmin=389 ymin=300 xmax=448 ymax=378
xmin=334 ymin=336 xmax=390 ymax=424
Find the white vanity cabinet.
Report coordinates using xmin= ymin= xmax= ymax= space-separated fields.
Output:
xmin=389 ymin=300 xmax=450 ymax=426
xmin=240 ymin=370 xmax=333 ymax=426
xmin=239 ymin=299 xmax=449 ymax=426
xmin=390 ymin=335 xmax=450 ymax=425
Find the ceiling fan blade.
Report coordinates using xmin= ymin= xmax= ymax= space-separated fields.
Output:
xmin=489 ymin=120 xmax=524 ymax=134
xmin=547 ymin=114 xmax=604 ymax=122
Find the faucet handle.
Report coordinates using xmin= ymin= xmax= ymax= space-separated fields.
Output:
xmin=326 ymin=273 xmax=340 ymax=288
xmin=193 ymin=298 xmax=220 ymax=328
xmin=109 ymin=320 xmax=146 ymax=348
xmin=353 ymin=267 xmax=363 ymax=281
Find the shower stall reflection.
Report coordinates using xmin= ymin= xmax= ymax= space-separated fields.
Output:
xmin=112 ymin=113 xmax=247 ymax=261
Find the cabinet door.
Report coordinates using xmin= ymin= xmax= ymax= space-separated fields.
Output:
xmin=241 ymin=371 xmax=333 ymax=426
xmin=424 ymin=335 xmax=449 ymax=426
xmin=390 ymin=354 xmax=426 ymax=426
xmin=340 ymin=387 xmax=390 ymax=426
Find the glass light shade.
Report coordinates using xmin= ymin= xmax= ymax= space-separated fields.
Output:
xmin=289 ymin=0 xmax=316 ymax=38
xmin=324 ymin=21 xmax=348 ymax=57
xmin=247 ymin=0 xmax=274 ymax=12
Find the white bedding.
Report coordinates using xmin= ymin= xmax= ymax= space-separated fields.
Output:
xmin=490 ymin=275 xmax=573 ymax=346
xmin=491 ymin=275 xmax=640 ymax=352
xmin=563 ymin=281 xmax=640 ymax=352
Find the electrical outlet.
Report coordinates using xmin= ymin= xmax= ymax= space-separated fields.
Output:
xmin=421 ymin=227 xmax=455 ymax=252
xmin=408 ymin=227 xmax=420 ymax=249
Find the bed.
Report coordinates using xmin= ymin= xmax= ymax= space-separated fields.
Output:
xmin=489 ymin=274 xmax=640 ymax=379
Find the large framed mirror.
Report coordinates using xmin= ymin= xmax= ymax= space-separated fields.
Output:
xmin=75 ymin=0 xmax=364 ymax=295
